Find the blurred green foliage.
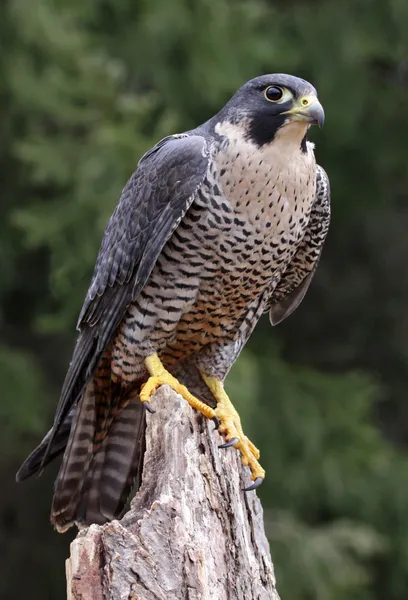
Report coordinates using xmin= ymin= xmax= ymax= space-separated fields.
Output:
xmin=1 ymin=0 xmax=408 ymax=598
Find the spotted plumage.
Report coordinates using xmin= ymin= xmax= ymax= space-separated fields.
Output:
xmin=17 ymin=74 xmax=330 ymax=532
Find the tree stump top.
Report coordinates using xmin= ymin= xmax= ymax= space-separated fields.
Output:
xmin=67 ymin=385 xmax=280 ymax=600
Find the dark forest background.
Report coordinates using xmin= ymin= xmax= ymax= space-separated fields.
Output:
xmin=1 ymin=0 xmax=408 ymax=598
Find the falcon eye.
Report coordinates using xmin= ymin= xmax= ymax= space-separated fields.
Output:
xmin=264 ymin=86 xmax=284 ymax=102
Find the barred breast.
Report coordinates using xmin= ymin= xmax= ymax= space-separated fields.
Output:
xmin=112 ymin=122 xmax=317 ymax=378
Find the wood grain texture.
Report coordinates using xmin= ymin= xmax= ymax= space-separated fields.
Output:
xmin=66 ymin=385 xmax=280 ymax=600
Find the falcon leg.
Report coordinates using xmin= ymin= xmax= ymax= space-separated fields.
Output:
xmin=201 ymin=373 xmax=265 ymax=489
xmin=140 ymin=353 xmax=216 ymax=421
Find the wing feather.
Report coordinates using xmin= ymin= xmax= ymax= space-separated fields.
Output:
xmin=42 ymin=134 xmax=209 ymax=466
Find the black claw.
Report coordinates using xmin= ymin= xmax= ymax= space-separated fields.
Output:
xmin=219 ymin=437 xmax=239 ymax=449
xmin=143 ymin=403 xmax=155 ymax=414
xmin=212 ymin=416 xmax=220 ymax=430
xmin=243 ymin=476 xmax=264 ymax=492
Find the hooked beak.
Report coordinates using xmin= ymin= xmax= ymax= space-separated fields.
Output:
xmin=283 ymin=95 xmax=325 ymax=128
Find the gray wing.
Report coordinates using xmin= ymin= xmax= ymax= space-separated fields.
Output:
xmin=269 ymin=165 xmax=331 ymax=325
xmin=49 ymin=133 xmax=210 ymax=448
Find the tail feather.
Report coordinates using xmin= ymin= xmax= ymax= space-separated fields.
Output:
xmin=79 ymin=399 xmax=146 ymax=525
xmin=18 ymin=331 xmax=147 ymax=534
xmin=50 ymin=384 xmax=146 ymax=532
xmin=51 ymin=379 xmax=97 ymax=532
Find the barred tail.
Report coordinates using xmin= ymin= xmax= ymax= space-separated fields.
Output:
xmin=75 ymin=399 xmax=146 ymax=527
xmin=50 ymin=381 xmax=146 ymax=533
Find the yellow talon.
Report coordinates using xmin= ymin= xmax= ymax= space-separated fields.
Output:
xmin=141 ymin=354 xmax=216 ymax=421
xmin=201 ymin=373 xmax=265 ymax=484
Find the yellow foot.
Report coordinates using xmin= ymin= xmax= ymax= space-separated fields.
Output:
xmin=140 ymin=353 xmax=216 ymax=421
xmin=201 ymin=374 xmax=265 ymax=490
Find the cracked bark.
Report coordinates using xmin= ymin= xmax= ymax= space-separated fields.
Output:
xmin=66 ymin=385 xmax=280 ymax=600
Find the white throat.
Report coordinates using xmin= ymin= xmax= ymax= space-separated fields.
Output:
xmin=214 ymin=119 xmax=315 ymax=172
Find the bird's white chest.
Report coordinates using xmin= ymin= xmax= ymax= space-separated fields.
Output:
xmin=213 ymin=121 xmax=317 ymax=244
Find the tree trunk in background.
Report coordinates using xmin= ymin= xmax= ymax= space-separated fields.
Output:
xmin=66 ymin=386 xmax=280 ymax=600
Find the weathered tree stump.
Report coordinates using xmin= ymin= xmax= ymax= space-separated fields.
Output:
xmin=66 ymin=385 xmax=280 ymax=600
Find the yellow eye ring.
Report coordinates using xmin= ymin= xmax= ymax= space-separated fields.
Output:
xmin=264 ymin=86 xmax=284 ymax=102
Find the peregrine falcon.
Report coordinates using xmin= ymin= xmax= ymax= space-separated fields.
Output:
xmin=16 ymin=74 xmax=330 ymax=532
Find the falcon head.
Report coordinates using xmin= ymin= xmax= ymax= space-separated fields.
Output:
xmin=219 ymin=74 xmax=324 ymax=147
